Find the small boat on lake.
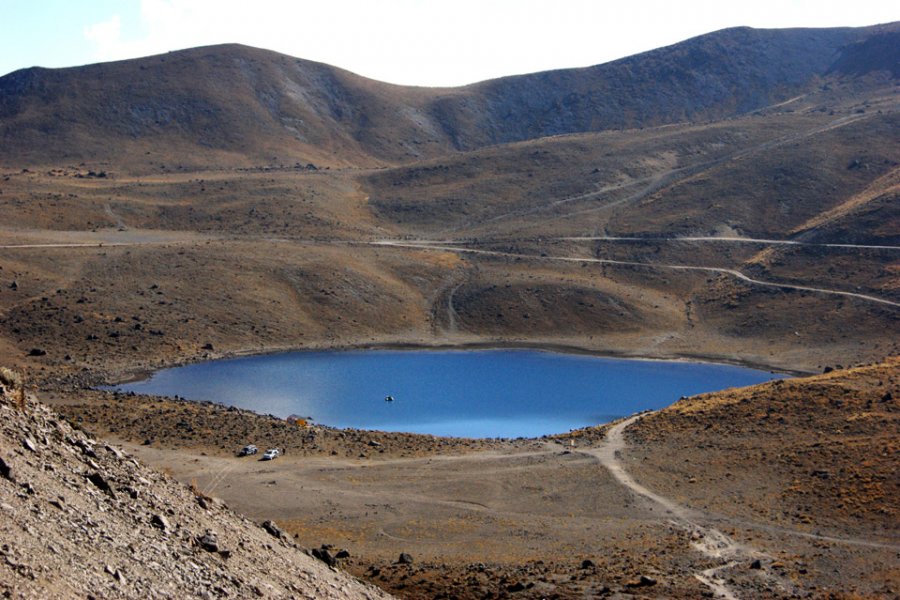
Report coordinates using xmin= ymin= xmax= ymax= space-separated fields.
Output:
xmin=384 ymin=395 xmax=394 ymax=402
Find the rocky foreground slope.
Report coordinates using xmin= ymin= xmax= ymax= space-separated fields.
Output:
xmin=0 ymin=369 xmax=391 ymax=599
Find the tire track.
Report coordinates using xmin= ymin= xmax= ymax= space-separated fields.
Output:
xmin=443 ymin=113 xmax=876 ymax=233
xmin=581 ymin=415 xmax=781 ymax=598
xmin=560 ymin=235 xmax=900 ymax=252
xmin=371 ymin=240 xmax=900 ymax=308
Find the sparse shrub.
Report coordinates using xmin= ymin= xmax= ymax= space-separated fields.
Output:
xmin=0 ymin=367 xmax=22 ymax=389
xmin=190 ymin=478 xmax=213 ymax=502
xmin=0 ymin=367 xmax=26 ymax=411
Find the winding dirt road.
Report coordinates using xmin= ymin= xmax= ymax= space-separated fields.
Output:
xmin=584 ymin=415 xmax=782 ymax=599
xmin=443 ymin=112 xmax=880 ymax=233
xmin=561 ymin=235 xmax=900 ymax=251
xmin=372 ymin=240 xmax=900 ymax=308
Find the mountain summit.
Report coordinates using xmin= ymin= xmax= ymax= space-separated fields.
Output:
xmin=1 ymin=23 xmax=896 ymax=171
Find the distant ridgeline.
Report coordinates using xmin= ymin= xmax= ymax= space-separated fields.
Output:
xmin=0 ymin=23 xmax=897 ymax=170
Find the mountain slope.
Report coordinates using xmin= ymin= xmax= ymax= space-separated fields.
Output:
xmin=1 ymin=23 xmax=896 ymax=171
xmin=454 ymin=25 xmax=865 ymax=145
xmin=0 ymin=372 xmax=392 ymax=599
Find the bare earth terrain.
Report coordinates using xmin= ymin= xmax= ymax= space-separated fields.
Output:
xmin=1 ymin=23 xmax=898 ymax=599
xmin=0 ymin=374 xmax=391 ymax=599
xmin=39 ymin=359 xmax=899 ymax=599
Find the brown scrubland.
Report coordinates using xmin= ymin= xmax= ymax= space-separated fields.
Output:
xmin=0 ymin=22 xmax=898 ymax=598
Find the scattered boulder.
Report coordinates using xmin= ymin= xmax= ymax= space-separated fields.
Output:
xmin=580 ymin=559 xmax=595 ymax=569
xmin=198 ymin=530 xmax=219 ymax=552
xmin=87 ymin=472 xmax=116 ymax=498
xmin=22 ymin=437 xmax=37 ymax=452
xmin=0 ymin=455 xmax=15 ymax=482
xmin=751 ymin=559 xmax=763 ymax=569
xmin=397 ymin=552 xmax=414 ymax=565
xmin=261 ymin=520 xmax=284 ymax=540
xmin=150 ymin=514 xmax=170 ymax=532
xmin=27 ymin=348 xmax=46 ymax=357
xmin=311 ymin=546 xmax=336 ymax=567
xmin=626 ymin=575 xmax=657 ymax=587
xmin=104 ymin=444 xmax=125 ymax=460
xmin=76 ymin=439 xmax=98 ymax=458
xmin=811 ymin=469 xmax=831 ymax=480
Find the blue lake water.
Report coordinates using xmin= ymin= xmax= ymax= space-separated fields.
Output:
xmin=113 ymin=349 xmax=781 ymax=438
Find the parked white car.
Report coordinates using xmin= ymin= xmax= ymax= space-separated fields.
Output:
xmin=261 ymin=448 xmax=280 ymax=461
xmin=238 ymin=444 xmax=258 ymax=456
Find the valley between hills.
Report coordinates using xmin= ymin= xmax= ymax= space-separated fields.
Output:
xmin=0 ymin=22 xmax=898 ymax=599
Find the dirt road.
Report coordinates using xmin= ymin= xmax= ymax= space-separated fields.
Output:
xmin=372 ymin=240 xmax=900 ymax=308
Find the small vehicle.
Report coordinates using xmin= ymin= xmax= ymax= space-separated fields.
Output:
xmin=238 ymin=444 xmax=258 ymax=456
xmin=261 ymin=448 xmax=280 ymax=461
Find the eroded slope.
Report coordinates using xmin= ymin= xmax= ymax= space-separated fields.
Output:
xmin=0 ymin=373 xmax=391 ymax=599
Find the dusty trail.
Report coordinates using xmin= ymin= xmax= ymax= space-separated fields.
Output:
xmin=583 ymin=415 xmax=776 ymax=598
xmin=440 ymin=172 xmax=669 ymax=234
xmin=104 ymin=203 xmax=128 ymax=230
xmin=579 ymin=412 xmax=900 ymax=595
xmin=446 ymin=113 xmax=877 ymax=233
xmin=0 ymin=242 xmax=138 ymax=249
xmin=201 ymin=458 xmax=236 ymax=497
xmin=553 ymin=113 xmax=876 ymax=224
xmin=372 ymin=240 xmax=900 ymax=308
xmin=561 ymin=235 xmax=900 ymax=251
xmin=445 ymin=282 xmax=463 ymax=334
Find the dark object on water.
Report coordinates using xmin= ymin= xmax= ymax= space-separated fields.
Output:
xmin=384 ymin=395 xmax=394 ymax=402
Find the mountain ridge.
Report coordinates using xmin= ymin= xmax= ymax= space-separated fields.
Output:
xmin=1 ymin=23 xmax=897 ymax=171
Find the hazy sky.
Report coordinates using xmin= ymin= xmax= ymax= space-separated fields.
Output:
xmin=3 ymin=0 xmax=898 ymax=86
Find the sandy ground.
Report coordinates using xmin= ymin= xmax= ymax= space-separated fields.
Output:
xmin=68 ymin=360 xmax=895 ymax=599
xmin=1 ymin=80 xmax=897 ymax=598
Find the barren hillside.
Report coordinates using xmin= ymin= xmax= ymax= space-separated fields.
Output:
xmin=0 ymin=370 xmax=391 ymax=599
xmin=1 ymin=24 xmax=897 ymax=171
xmin=39 ymin=360 xmax=900 ymax=599
xmin=0 ymin=20 xmax=898 ymax=597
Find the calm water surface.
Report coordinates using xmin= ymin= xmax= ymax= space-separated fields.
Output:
xmin=115 ymin=349 xmax=781 ymax=438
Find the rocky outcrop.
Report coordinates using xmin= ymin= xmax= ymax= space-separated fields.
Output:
xmin=0 ymin=375 xmax=392 ymax=599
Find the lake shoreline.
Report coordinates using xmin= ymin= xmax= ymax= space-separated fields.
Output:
xmin=105 ymin=338 xmax=805 ymax=388
xmin=110 ymin=345 xmax=785 ymax=438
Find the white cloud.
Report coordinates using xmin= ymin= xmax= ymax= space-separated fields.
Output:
xmin=78 ymin=0 xmax=900 ymax=86
xmin=83 ymin=14 xmax=123 ymax=59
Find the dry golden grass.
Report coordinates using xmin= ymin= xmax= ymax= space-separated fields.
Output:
xmin=0 ymin=367 xmax=26 ymax=411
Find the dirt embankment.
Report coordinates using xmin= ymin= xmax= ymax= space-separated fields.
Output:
xmin=34 ymin=360 xmax=900 ymax=599
xmin=0 ymin=371 xmax=392 ymax=599
xmin=626 ymin=358 xmax=900 ymax=535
